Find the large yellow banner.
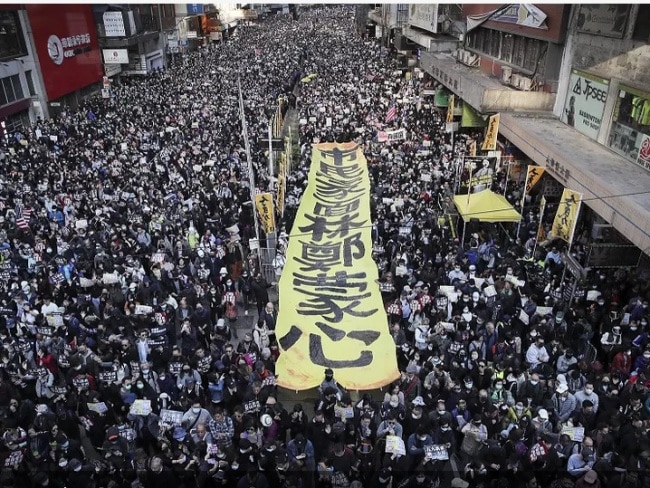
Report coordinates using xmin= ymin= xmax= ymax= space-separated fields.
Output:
xmin=276 ymin=143 xmax=400 ymax=390
xmin=481 ymin=113 xmax=500 ymax=151
xmin=525 ymin=165 xmax=545 ymax=194
xmin=255 ymin=193 xmax=276 ymax=234
xmin=276 ymin=153 xmax=287 ymax=218
xmin=551 ymin=188 xmax=582 ymax=244
xmin=446 ymin=95 xmax=455 ymax=124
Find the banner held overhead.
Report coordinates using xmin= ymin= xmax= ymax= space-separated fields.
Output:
xmin=276 ymin=143 xmax=400 ymax=391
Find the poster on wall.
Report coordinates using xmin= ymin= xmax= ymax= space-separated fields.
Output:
xmin=26 ymin=5 xmax=103 ymax=101
xmin=562 ymin=70 xmax=609 ymax=140
xmin=576 ymin=4 xmax=630 ymax=38
xmin=637 ymin=134 xmax=650 ymax=171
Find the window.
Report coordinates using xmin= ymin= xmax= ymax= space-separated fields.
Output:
xmin=632 ymin=4 xmax=650 ymax=42
xmin=608 ymin=85 xmax=650 ymax=167
xmin=0 ymin=11 xmax=27 ymax=60
xmin=466 ymin=27 xmax=547 ymax=75
xmin=25 ymin=70 xmax=35 ymax=97
xmin=4 ymin=110 xmax=30 ymax=133
xmin=0 ymin=74 xmax=24 ymax=106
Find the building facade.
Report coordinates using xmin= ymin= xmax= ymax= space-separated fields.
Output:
xmin=410 ymin=3 xmax=650 ymax=263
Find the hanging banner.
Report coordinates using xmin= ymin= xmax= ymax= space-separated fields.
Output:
xmin=481 ymin=113 xmax=500 ymax=151
xmin=377 ymin=128 xmax=407 ymax=143
xmin=576 ymin=5 xmax=630 ymax=39
xmin=551 ymin=188 xmax=583 ymax=244
xmin=561 ymin=70 xmax=609 ymax=140
xmin=434 ymin=89 xmax=449 ymax=107
xmin=276 ymin=143 xmax=400 ymax=391
xmin=467 ymin=156 xmax=498 ymax=192
xmin=276 ymin=154 xmax=287 ymax=218
xmin=255 ymin=193 xmax=276 ymax=234
xmin=461 ymin=103 xmax=486 ymax=128
xmin=446 ymin=95 xmax=455 ymax=124
xmin=491 ymin=4 xmax=549 ymax=29
xmin=525 ymin=166 xmax=546 ymax=194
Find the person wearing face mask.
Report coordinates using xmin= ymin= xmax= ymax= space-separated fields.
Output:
xmin=551 ymin=383 xmax=577 ymax=428
xmin=181 ymin=401 xmax=211 ymax=432
xmin=406 ymin=425 xmax=433 ymax=470
xmin=634 ymin=348 xmax=650 ymax=373
xmin=556 ymin=348 xmax=578 ymax=374
xmin=574 ymin=383 xmax=600 ymax=414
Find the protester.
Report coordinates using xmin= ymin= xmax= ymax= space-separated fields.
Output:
xmin=0 ymin=5 xmax=648 ymax=488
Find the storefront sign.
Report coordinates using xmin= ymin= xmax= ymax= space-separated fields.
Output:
xmin=27 ymin=5 xmax=103 ymax=101
xmin=576 ymin=4 xmax=630 ymax=39
xmin=562 ymin=70 xmax=609 ymax=140
xmin=586 ymin=244 xmax=642 ymax=268
xmin=545 ymin=155 xmax=571 ymax=184
xmin=428 ymin=63 xmax=461 ymax=92
xmin=637 ymin=134 xmax=650 ymax=171
xmin=103 ymin=49 xmax=129 ymax=64
xmin=103 ymin=11 xmax=126 ymax=37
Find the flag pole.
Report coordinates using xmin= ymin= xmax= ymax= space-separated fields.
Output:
xmin=516 ymin=167 xmax=531 ymax=239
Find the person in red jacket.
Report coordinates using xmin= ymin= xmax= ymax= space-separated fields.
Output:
xmin=36 ymin=346 xmax=59 ymax=376
xmin=610 ymin=348 xmax=633 ymax=378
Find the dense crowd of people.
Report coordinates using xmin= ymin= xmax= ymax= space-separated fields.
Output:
xmin=0 ymin=5 xmax=650 ymax=488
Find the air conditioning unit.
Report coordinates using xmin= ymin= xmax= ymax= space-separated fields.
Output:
xmin=466 ymin=52 xmax=479 ymax=67
xmin=519 ymin=75 xmax=534 ymax=91
xmin=501 ymin=66 xmax=512 ymax=85
xmin=510 ymin=73 xmax=521 ymax=89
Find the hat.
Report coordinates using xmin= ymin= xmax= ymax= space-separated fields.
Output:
xmin=107 ymin=426 xmax=119 ymax=441
xmin=172 ymin=427 xmax=187 ymax=441
xmin=378 ymin=468 xmax=392 ymax=483
xmin=389 ymin=395 xmax=399 ymax=407
xmin=451 ymin=479 xmax=470 ymax=488
xmin=612 ymin=326 xmax=622 ymax=335
xmin=403 ymin=285 xmax=411 ymax=293
xmin=471 ymin=413 xmax=482 ymax=424
xmin=219 ymin=267 xmax=227 ymax=275
xmin=412 ymin=396 xmax=425 ymax=407
xmin=538 ymin=409 xmax=549 ymax=420
xmin=556 ymin=383 xmax=569 ymax=394
xmin=68 ymin=458 xmax=82 ymax=471
xmin=584 ymin=470 xmax=598 ymax=484
xmin=255 ymin=361 xmax=264 ymax=370
xmin=406 ymin=364 xmax=418 ymax=374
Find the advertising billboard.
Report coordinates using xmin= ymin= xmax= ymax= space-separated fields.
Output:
xmin=27 ymin=4 xmax=103 ymax=101
xmin=103 ymin=49 xmax=129 ymax=64
xmin=409 ymin=4 xmax=439 ymax=34
xmin=562 ymin=69 xmax=609 ymax=140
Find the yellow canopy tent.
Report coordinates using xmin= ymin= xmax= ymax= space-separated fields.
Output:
xmin=453 ymin=189 xmax=521 ymax=223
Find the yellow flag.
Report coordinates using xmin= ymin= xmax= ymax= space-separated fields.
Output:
xmin=276 ymin=154 xmax=287 ymax=218
xmin=255 ymin=193 xmax=276 ymax=234
xmin=275 ymin=142 xmax=400 ymax=391
xmin=525 ymin=166 xmax=545 ymax=194
xmin=551 ymin=189 xmax=582 ymax=244
xmin=481 ymin=113 xmax=500 ymax=151
xmin=446 ymin=95 xmax=455 ymax=124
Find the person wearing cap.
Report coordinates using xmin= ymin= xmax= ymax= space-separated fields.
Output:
xmin=551 ymin=382 xmax=578 ymax=427
xmin=318 ymin=368 xmax=343 ymax=401
xmin=531 ymin=408 xmax=552 ymax=438
xmin=287 ymin=433 xmax=316 ymax=488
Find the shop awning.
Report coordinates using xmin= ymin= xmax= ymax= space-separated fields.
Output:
xmin=453 ymin=189 xmax=522 ymax=223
